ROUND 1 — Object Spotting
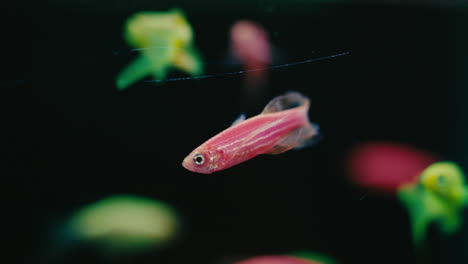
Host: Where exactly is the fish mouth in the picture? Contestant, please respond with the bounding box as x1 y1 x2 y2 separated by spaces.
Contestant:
182 156 194 172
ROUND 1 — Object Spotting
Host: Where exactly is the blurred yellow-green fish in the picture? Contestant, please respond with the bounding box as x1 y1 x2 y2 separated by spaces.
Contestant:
398 161 468 247
116 9 203 90
68 194 180 253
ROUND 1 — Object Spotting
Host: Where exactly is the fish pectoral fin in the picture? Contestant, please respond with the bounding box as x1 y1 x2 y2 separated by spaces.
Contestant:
231 113 246 126
261 91 308 114
116 55 153 90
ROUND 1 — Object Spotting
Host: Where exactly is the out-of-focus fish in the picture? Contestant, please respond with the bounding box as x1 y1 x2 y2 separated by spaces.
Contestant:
67 195 180 252
346 142 438 193
230 20 271 90
182 92 320 174
398 161 468 247
40 195 180 263
116 9 203 90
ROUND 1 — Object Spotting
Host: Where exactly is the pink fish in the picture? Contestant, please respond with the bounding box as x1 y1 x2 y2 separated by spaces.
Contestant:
230 20 271 99
346 142 438 193
182 92 319 174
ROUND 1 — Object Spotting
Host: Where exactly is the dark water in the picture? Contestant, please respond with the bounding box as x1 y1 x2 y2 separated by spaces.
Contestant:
4 1 468 264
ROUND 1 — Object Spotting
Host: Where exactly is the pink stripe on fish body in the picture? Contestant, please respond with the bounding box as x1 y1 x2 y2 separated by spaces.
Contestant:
182 92 317 174
211 109 306 161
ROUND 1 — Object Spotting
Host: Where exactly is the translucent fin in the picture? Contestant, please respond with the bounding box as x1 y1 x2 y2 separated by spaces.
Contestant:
261 91 309 114
231 113 246 126
266 122 320 155
266 128 302 155
297 122 321 149
173 47 204 76
116 55 153 90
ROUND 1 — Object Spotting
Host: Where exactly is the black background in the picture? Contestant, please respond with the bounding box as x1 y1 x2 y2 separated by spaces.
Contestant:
3 1 468 264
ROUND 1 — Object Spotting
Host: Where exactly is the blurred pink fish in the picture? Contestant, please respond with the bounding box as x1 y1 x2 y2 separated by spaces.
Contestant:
234 255 321 264
230 20 271 98
346 142 438 193
182 92 320 174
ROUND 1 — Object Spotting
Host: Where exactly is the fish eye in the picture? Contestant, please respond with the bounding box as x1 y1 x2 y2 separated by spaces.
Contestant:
193 153 205 165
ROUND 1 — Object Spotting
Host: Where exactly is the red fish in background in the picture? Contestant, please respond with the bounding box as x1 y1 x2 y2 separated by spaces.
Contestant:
230 20 271 101
346 142 468 248
234 255 322 264
346 142 438 193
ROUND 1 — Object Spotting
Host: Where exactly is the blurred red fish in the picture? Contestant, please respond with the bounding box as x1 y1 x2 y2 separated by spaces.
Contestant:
182 92 320 174
230 20 271 99
346 142 438 193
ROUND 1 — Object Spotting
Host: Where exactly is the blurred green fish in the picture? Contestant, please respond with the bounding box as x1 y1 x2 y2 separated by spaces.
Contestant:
289 251 337 264
68 194 180 253
116 9 203 90
398 161 468 247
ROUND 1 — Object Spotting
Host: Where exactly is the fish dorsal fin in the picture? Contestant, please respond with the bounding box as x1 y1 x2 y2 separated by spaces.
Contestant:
231 113 246 126
261 91 309 114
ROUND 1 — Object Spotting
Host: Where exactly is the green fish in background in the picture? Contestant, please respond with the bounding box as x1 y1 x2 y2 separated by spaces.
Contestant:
116 9 203 90
398 161 468 247
40 195 181 263
67 195 181 253
289 251 338 264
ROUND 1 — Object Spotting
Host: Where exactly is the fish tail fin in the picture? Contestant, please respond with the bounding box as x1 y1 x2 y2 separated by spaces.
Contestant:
296 121 321 149
292 91 321 149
